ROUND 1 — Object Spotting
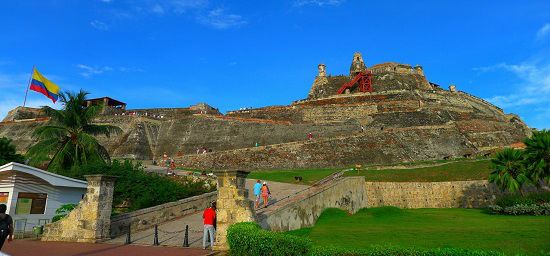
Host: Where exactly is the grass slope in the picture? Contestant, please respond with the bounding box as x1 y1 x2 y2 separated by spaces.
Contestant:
286 207 550 255
346 159 492 182
248 167 345 185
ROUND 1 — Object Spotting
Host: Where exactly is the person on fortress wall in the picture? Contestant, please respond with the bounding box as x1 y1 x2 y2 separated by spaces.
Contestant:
261 182 271 208
0 204 13 251
254 180 262 208
202 202 216 250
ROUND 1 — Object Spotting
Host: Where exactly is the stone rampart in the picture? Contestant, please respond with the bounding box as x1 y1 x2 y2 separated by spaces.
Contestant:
109 191 217 238
175 126 481 171
365 180 499 208
257 176 367 232
364 180 543 208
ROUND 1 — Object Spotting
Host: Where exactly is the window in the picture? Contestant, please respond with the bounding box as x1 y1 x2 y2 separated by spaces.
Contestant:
0 192 8 206
15 193 47 214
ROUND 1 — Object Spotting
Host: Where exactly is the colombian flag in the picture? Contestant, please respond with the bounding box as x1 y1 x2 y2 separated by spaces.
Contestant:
30 68 61 103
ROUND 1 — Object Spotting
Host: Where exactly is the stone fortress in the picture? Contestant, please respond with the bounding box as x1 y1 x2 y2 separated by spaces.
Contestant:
0 52 531 170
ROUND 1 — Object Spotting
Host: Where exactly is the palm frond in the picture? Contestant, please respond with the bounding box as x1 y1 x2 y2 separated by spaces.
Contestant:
32 125 68 140
83 124 122 137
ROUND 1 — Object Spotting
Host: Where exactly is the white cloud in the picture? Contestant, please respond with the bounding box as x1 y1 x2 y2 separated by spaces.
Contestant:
293 0 345 7
536 23 550 41
198 8 246 29
90 20 109 30
477 60 550 108
77 64 113 77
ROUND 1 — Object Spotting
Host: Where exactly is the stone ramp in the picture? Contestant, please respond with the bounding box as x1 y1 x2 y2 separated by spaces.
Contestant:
106 179 308 247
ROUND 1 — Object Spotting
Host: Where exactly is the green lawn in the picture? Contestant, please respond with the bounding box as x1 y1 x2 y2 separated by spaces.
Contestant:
286 207 550 256
247 167 345 185
346 159 492 182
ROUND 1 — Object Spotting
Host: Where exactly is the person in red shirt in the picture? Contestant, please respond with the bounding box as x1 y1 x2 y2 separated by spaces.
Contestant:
202 202 216 249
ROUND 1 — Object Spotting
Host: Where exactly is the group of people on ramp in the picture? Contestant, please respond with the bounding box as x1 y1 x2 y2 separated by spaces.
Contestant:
253 180 271 209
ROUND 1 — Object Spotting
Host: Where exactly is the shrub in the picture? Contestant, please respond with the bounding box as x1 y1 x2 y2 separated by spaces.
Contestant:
227 222 505 256
489 203 550 216
0 137 25 166
65 159 215 213
494 192 550 207
51 204 77 222
227 222 311 256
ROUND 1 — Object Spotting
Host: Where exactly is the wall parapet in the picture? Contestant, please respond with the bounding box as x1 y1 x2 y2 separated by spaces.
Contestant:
109 191 217 238
258 176 367 232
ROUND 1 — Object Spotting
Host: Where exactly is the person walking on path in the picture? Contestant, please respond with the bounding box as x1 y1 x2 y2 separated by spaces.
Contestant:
202 202 216 250
253 180 262 208
260 182 270 208
0 204 13 251
308 132 313 140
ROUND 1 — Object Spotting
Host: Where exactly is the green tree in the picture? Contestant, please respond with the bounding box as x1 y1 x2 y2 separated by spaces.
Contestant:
26 90 122 173
0 137 25 165
524 129 550 185
489 148 531 194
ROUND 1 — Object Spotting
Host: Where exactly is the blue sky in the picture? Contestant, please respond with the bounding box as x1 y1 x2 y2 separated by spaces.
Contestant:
1 0 549 129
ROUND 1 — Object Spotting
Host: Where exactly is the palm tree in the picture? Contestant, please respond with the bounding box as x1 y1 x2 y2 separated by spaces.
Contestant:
27 90 122 173
524 130 550 186
488 148 531 194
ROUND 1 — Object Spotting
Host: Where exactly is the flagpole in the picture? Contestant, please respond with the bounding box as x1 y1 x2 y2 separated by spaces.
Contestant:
23 65 34 107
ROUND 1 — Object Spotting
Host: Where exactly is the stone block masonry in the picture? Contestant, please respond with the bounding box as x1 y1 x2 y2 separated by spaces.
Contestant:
109 191 218 238
42 175 117 243
213 170 255 251
364 180 542 208
258 177 368 232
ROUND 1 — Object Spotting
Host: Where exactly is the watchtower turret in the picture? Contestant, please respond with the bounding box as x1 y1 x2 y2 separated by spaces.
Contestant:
349 52 367 76
318 63 326 77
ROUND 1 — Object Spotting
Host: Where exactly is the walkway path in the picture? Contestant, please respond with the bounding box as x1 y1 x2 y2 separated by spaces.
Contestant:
2 239 213 256
106 179 308 248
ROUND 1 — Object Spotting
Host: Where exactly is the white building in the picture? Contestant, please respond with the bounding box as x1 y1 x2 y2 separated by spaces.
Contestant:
0 162 87 232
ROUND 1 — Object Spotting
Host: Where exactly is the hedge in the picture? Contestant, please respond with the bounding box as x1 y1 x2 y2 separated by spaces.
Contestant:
488 203 550 216
494 192 550 207
226 222 505 256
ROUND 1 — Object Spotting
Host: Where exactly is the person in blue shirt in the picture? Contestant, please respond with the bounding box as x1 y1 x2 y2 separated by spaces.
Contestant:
253 180 263 208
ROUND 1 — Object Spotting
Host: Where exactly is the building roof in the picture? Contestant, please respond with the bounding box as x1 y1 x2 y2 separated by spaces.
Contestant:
0 162 88 188
85 97 126 106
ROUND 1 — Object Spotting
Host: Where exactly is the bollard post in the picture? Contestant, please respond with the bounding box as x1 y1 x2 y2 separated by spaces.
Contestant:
125 223 132 244
183 224 189 247
153 224 159 246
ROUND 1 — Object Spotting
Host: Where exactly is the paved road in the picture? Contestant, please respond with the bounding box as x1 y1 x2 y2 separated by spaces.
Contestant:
2 239 213 256
107 179 309 248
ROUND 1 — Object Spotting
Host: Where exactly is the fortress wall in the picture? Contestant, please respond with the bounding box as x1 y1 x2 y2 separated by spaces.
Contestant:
258 177 367 232
110 191 217 238
176 126 478 171
120 108 195 118
256 178 542 232
0 121 45 154
364 180 542 208
365 180 501 208
95 116 361 160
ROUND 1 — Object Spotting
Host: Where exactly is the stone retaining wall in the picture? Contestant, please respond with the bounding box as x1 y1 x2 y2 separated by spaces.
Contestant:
109 191 217 238
364 180 540 208
257 177 367 232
